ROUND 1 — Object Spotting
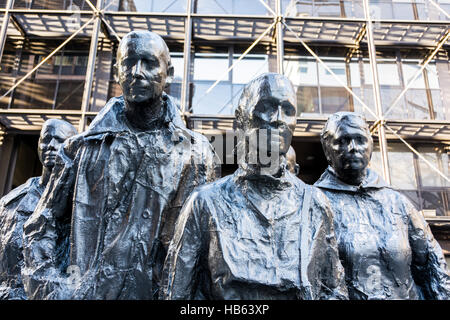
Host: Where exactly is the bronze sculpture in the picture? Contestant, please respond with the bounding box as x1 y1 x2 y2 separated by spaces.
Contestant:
315 112 450 299
286 146 299 176
162 73 348 300
0 119 77 300
21 31 220 300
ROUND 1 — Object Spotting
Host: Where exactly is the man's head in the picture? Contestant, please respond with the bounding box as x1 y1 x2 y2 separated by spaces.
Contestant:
321 112 373 184
235 73 297 162
116 31 174 105
286 146 300 176
38 119 77 169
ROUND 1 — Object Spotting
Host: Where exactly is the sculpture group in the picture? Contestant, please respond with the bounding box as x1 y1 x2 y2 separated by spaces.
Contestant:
0 31 449 300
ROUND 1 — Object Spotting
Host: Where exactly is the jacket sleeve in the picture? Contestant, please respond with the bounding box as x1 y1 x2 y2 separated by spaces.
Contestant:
305 187 349 300
161 191 206 300
21 135 81 299
404 195 450 299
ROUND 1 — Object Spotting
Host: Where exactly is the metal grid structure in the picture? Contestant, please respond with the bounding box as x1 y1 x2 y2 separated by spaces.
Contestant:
0 0 449 219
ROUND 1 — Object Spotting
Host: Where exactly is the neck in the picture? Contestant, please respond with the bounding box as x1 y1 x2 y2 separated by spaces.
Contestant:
335 167 368 186
124 96 165 131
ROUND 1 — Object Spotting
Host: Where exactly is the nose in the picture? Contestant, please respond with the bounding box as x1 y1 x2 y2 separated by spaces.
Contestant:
47 138 58 150
348 139 357 152
131 60 144 78
270 105 283 123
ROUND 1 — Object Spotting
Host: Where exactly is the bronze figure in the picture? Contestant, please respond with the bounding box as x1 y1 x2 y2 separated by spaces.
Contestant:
22 31 220 300
315 112 450 299
0 119 77 300
162 73 348 300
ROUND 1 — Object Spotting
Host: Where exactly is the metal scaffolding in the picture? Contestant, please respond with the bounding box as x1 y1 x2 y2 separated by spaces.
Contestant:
0 0 448 185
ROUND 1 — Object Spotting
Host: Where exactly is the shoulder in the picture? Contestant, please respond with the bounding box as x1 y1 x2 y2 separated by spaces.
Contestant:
190 175 233 202
0 177 39 207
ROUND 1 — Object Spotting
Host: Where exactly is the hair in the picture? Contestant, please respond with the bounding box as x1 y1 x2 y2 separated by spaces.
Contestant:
320 112 371 161
234 72 295 131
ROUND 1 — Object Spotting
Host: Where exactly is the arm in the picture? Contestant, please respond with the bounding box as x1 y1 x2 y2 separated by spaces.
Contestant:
405 195 450 300
161 191 207 300
306 187 348 300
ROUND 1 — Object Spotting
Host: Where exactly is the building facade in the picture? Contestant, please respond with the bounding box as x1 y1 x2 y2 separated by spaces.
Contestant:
0 0 449 262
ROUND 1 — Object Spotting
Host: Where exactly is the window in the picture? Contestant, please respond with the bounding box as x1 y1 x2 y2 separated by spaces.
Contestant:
373 143 450 217
190 48 269 115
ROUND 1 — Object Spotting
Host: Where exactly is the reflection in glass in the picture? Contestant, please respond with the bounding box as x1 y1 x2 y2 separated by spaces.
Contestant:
14 0 91 10
195 0 270 15
104 0 187 12
283 0 345 18
417 146 449 188
387 145 418 190
191 52 268 115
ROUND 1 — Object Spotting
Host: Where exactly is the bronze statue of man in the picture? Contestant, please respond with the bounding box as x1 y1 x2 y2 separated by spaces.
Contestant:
162 73 348 300
0 119 77 300
22 31 219 300
315 112 450 299
286 145 299 176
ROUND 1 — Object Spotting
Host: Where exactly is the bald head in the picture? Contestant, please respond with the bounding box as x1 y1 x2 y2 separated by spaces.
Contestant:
117 31 171 66
116 30 174 105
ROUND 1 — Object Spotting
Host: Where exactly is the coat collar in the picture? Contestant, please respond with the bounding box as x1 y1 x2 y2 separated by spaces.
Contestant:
85 93 185 136
314 166 390 192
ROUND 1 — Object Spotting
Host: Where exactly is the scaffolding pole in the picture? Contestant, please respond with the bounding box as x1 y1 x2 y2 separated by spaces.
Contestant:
275 0 284 74
0 0 14 66
79 0 103 133
181 0 193 114
363 0 391 184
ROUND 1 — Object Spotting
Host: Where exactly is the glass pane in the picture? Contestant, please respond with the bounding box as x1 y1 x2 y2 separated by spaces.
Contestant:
420 190 447 216
318 61 346 86
192 82 232 114
195 0 271 15
387 144 418 190
320 87 351 114
105 0 187 13
283 0 343 17
14 0 91 10
284 58 318 86
431 89 447 120
191 51 269 115
193 53 229 81
54 81 84 110
369 145 384 177
369 0 394 19
342 0 365 18
404 89 430 119
417 146 449 187
295 86 320 114
399 190 422 212
402 62 426 89
392 1 415 20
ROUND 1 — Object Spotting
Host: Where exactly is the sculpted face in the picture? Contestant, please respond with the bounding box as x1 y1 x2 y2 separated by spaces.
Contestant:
38 119 77 169
325 118 373 183
245 75 297 157
117 32 173 105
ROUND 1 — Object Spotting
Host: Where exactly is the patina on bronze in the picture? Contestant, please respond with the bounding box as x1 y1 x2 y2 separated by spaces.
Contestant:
286 146 299 176
0 119 77 300
315 112 450 300
162 73 348 300
22 31 220 300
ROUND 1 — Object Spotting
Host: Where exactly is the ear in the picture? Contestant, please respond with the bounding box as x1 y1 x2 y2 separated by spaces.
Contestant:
294 164 300 176
165 63 174 89
113 62 119 83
